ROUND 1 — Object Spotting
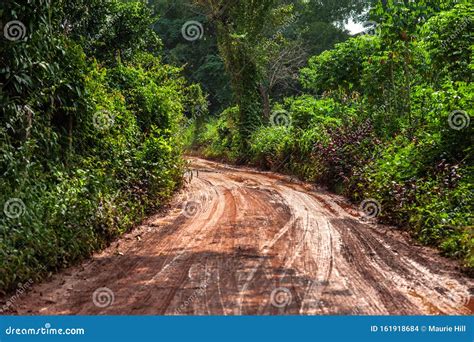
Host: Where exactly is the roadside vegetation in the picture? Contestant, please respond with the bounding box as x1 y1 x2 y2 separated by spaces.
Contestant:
189 1 473 267
0 0 207 293
1 0 472 295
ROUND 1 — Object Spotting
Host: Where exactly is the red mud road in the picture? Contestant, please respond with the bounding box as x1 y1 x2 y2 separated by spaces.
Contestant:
7 158 473 315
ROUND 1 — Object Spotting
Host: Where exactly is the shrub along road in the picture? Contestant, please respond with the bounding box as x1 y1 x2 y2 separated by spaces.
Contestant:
7 158 473 315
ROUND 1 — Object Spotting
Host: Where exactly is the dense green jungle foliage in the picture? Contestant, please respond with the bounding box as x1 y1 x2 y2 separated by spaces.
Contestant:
190 0 473 267
0 0 207 293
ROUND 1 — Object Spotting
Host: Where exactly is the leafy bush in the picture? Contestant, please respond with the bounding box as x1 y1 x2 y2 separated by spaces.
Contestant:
0 0 194 293
285 96 344 130
190 2 474 267
300 36 378 96
195 106 242 162
249 126 292 169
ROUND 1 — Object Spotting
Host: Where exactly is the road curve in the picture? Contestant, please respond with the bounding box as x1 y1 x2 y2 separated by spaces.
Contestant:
5 157 473 315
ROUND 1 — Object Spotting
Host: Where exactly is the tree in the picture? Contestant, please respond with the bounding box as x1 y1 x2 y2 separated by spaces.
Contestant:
194 0 277 153
150 0 232 114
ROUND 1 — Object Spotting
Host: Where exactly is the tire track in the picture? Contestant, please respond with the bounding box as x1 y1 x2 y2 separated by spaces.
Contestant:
6 157 473 315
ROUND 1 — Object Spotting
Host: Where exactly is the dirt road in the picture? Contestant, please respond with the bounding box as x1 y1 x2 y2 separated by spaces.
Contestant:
7 158 473 315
